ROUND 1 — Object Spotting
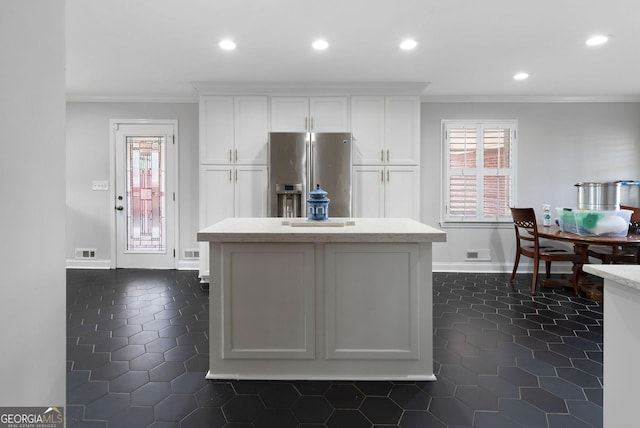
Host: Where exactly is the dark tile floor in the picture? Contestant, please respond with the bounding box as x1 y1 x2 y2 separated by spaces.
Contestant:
67 269 603 428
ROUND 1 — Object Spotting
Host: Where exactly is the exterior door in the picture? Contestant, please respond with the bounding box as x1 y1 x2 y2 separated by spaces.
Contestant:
114 122 176 268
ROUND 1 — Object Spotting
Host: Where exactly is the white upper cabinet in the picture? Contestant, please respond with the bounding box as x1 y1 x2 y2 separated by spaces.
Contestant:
351 95 420 165
384 96 420 165
271 96 349 132
234 96 269 164
200 95 268 165
200 96 234 164
351 96 385 165
309 97 350 131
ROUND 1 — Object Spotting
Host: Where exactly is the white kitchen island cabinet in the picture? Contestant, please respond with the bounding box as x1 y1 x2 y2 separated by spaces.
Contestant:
582 265 640 428
197 217 446 380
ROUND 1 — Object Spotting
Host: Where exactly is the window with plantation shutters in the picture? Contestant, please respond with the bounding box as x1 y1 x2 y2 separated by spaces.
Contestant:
443 120 517 223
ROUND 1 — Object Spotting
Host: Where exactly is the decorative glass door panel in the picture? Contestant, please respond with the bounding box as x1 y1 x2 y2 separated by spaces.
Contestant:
114 121 176 269
125 136 166 253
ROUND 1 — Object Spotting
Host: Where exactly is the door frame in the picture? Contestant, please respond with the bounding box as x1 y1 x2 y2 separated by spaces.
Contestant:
109 119 180 269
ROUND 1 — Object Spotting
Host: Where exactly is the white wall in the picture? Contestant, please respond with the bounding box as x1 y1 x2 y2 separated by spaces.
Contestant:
0 0 66 407
66 102 199 268
421 102 640 271
66 101 640 273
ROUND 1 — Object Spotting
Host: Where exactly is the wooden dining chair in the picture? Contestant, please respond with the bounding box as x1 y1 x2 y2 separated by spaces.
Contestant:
510 207 587 295
587 205 640 264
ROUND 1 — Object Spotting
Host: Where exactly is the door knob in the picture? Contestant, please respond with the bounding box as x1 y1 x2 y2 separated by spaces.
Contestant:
115 205 124 211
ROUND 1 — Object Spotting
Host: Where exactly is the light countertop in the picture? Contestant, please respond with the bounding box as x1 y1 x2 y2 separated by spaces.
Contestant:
583 264 640 292
197 217 447 243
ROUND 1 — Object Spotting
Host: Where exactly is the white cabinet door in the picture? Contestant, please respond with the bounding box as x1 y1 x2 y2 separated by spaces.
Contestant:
384 96 420 165
200 96 234 164
385 166 420 220
235 166 268 218
352 166 385 218
200 166 235 227
221 243 315 359
234 96 269 165
271 96 349 132
270 97 309 132
199 166 266 278
309 97 349 131
325 243 419 359
351 96 385 165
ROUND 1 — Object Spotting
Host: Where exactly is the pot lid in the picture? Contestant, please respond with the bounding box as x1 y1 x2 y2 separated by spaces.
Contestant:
574 181 621 187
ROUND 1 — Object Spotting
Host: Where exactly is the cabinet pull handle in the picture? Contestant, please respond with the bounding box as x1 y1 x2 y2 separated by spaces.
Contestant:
387 149 390 162
381 149 384 162
381 170 384 182
305 117 308 130
229 169 232 182
235 169 238 182
310 117 314 130
229 149 232 162
235 149 238 162
387 170 390 182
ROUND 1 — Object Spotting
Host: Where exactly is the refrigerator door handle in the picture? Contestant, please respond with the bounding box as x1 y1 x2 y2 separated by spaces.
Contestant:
306 140 311 193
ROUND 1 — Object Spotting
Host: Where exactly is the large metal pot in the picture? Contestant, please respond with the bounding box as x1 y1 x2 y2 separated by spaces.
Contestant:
575 181 621 210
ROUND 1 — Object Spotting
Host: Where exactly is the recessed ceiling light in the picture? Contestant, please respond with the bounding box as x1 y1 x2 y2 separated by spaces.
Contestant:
400 39 417 50
312 39 329 50
513 72 529 81
586 35 609 46
219 39 236 51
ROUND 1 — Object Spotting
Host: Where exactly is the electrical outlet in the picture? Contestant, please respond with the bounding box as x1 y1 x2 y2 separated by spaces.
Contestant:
92 180 109 191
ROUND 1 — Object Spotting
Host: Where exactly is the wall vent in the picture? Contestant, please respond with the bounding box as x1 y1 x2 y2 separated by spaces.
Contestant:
75 248 97 259
183 249 200 259
465 249 491 262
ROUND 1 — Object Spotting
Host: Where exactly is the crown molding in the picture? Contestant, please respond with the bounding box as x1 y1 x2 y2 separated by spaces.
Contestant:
421 94 640 103
192 81 429 96
66 95 198 103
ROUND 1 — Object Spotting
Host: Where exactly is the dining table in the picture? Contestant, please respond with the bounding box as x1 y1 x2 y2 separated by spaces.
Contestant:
536 225 640 300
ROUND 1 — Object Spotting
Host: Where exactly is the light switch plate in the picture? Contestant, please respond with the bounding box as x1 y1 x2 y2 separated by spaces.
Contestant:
92 180 109 191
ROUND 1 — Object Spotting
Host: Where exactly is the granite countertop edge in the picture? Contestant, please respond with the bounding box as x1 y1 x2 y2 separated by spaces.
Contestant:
584 264 640 292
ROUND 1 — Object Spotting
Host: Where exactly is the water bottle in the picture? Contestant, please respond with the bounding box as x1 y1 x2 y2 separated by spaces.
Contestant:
542 204 552 226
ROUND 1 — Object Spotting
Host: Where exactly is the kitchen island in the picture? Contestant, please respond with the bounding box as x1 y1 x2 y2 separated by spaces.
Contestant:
197 217 446 380
582 264 640 428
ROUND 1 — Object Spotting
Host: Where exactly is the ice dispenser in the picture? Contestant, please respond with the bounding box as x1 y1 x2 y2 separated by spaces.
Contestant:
275 184 302 218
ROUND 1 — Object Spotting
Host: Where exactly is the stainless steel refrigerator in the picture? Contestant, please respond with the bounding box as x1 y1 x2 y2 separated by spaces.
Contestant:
269 132 352 218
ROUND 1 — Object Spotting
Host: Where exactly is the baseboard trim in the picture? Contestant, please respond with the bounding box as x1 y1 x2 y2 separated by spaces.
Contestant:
66 259 199 270
66 259 112 269
433 261 574 274
177 260 199 270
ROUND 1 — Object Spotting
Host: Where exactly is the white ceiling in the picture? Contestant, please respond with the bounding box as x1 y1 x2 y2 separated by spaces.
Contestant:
66 0 640 101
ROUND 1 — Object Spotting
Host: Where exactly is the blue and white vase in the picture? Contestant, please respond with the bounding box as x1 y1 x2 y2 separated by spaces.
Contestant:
307 184 330 221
